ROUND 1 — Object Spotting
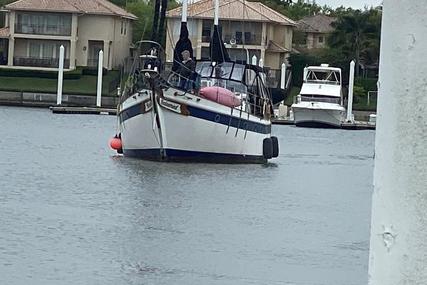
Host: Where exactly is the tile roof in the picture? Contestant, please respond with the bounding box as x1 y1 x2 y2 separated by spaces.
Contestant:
0 27 10 37
297 14 335 33
167 0 296 26
5 0 137 19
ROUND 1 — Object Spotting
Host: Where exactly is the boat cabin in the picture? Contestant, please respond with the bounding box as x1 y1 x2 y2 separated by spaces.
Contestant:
299 65 343 104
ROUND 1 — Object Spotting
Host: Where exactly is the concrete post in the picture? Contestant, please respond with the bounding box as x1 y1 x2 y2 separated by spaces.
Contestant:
56 45 65 105
103 40 110 70
346 60 355 122
280 62 286 89
96 50 103 107
69 40 76 70
368 1 427 284
7 37 14 66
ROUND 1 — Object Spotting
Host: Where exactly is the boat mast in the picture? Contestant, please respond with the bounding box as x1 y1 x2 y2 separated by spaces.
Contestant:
214 0 219 26
182 0 188 23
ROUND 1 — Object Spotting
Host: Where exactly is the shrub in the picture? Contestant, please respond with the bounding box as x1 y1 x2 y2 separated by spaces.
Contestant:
0 67 82 79
353 85 367 104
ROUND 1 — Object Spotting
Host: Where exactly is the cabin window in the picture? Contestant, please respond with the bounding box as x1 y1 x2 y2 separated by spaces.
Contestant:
214 62 233 79
231 64 245 81
318 36 324 43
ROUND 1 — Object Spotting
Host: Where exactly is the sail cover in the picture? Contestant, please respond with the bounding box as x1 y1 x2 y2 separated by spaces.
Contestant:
172 22 193 71
210 25 230 63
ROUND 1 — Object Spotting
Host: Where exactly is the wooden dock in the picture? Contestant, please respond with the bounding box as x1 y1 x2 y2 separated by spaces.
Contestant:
341 121 376 130
271 119 295 125
50 106 117 115
272 118 376 130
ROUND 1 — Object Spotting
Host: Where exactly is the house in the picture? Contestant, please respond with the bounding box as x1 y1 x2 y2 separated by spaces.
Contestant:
0 0 136 71
165 0 296 70
294 14 335 50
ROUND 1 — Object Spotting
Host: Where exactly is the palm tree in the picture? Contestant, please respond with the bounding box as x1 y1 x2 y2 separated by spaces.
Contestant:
328 10 381 77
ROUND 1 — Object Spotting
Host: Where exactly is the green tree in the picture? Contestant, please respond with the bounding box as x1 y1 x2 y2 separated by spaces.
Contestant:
328 9 381 76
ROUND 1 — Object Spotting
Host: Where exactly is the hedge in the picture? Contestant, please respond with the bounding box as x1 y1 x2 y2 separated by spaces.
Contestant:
0 67 82 79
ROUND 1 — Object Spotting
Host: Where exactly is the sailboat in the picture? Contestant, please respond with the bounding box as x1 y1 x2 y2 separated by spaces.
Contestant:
112 0 279 163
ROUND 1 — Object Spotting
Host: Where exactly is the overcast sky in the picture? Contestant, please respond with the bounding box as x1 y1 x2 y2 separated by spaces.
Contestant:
313 0 381 9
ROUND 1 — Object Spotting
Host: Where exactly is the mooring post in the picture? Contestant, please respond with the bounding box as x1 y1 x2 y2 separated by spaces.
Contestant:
346 60 355 122
280 62 286 90
368 1 427 284
251 55 257 66
96 50 103 107
56 45 65 105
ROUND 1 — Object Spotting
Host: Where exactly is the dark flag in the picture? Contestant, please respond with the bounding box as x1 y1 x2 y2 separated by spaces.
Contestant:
172 22 193 72
209 25 230 63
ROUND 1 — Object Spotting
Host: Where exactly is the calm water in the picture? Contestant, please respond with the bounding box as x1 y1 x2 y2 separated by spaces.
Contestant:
0 106 374 285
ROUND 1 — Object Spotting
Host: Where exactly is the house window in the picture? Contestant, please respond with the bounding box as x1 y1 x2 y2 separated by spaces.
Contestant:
244 32 252 44
16 13 71 35
202 20 212 42
28 41 64 59
121 20 124 34
201 47 210 60
235 31 242 44
319 36 324 43
29 42 41 58
124 20 127 35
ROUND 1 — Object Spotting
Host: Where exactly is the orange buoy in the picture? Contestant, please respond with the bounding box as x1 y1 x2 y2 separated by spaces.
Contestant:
109 135 122 151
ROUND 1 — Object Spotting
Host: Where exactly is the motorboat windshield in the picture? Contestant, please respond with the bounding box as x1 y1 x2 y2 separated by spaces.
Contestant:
304 68 341 86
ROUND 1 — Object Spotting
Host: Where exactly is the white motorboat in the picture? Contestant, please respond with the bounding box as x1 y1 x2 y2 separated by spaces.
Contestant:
291 64 346 128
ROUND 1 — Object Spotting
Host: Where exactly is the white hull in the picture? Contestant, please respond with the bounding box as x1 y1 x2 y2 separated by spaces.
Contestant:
118 88 273 163
292 102 346 128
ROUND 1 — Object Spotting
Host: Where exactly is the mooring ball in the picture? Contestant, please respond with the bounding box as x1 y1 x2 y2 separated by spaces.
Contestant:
109 137 122 151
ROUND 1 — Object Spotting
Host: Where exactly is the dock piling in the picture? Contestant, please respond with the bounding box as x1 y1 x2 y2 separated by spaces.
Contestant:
96 50 104 107
56 45 65 105
346 60 355 122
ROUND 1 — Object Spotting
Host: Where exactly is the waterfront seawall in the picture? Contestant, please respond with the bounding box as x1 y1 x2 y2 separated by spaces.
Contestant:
0 91 118 108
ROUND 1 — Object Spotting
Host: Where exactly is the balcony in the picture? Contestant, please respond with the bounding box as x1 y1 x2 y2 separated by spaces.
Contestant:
224 34 261 46
14 57 70 69
201 34 262 45
15 24 71 36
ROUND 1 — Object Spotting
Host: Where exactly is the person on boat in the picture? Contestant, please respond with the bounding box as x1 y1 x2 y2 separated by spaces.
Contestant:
177 50 195 90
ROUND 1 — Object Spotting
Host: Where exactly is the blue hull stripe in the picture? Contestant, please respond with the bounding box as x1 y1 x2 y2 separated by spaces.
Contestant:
124 148 266 163
119 103 142 124
119 101 271 134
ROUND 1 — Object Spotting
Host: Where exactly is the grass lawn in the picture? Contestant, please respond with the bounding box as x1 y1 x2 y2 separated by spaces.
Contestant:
0 71 120 96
